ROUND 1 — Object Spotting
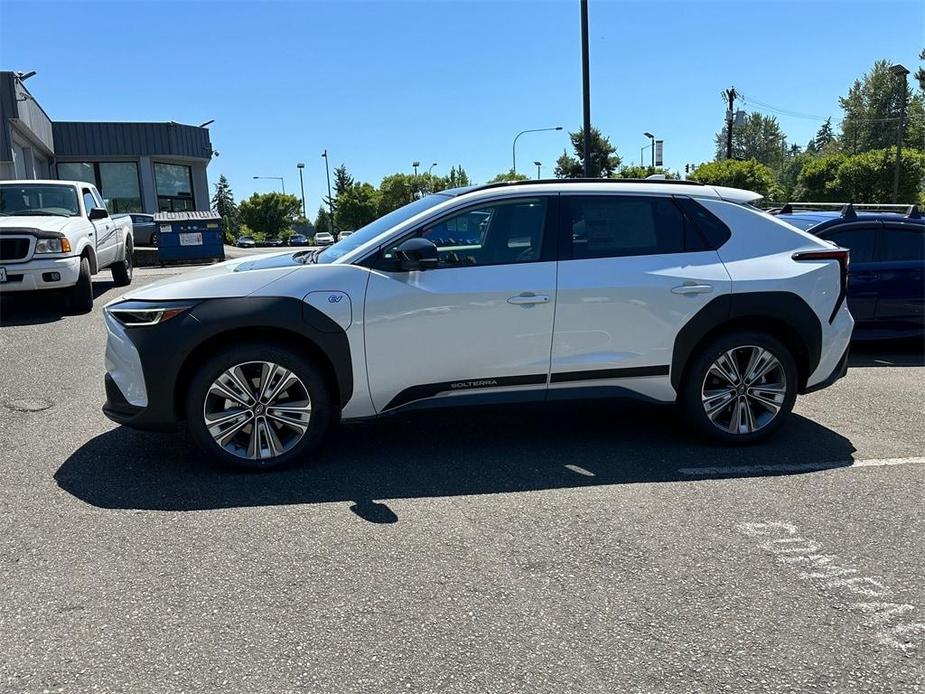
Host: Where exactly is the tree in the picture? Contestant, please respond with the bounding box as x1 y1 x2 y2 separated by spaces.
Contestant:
614 165 678 180
332 165 355 198
314 205 332 234
488 169 529 183
238 192 301 238
916 49 925 93
445 165 471 188
335 182 380 230
377 173 418 216
795 148 925 203
807 117 837 153
211 174 239 241
839 59 925 154
714 112 786 167
689 159 780 198
554 126 621 178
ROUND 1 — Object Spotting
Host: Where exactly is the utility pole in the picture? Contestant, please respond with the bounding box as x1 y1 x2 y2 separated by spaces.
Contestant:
296 163 306 219
580 0 592 177
321 150 334 230
723 87 737 160
890 64 910 203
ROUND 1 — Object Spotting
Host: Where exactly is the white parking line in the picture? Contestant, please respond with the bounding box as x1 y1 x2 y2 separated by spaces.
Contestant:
677 456 925 476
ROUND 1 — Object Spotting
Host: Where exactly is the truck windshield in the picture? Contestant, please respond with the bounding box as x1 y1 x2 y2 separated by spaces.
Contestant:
0 184 81 217
316 193 453 263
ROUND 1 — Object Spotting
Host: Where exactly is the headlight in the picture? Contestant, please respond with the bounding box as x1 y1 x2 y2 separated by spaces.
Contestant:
34 237 71 254
106 301 195 327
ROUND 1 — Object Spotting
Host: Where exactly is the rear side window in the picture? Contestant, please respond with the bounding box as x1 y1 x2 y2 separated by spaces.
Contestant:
563 195 688 259
825 228 876 263
880 227 924 261
673 196 732 249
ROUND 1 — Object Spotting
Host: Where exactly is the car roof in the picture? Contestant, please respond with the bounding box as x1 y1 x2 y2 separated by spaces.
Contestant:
778 210 925 231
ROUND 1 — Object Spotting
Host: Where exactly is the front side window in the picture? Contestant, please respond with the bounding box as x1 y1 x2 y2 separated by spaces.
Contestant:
880 227 924 262
82 190 97 213
0 184 80 217
564 195 687 259
825 228 876 263
383 197 549 268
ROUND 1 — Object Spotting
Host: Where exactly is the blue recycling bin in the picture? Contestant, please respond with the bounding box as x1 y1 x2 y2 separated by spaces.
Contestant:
154 211 225 264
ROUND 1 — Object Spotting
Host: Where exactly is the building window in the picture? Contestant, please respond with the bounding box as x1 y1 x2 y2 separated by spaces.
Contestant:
154 162 194 212
57 161 143 213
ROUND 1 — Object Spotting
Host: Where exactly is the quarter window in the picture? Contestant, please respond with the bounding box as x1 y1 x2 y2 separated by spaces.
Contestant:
565 195 688 259
825 228 876 263
880 228 924 261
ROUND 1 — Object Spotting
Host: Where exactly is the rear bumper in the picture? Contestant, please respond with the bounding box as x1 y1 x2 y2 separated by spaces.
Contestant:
801 343 849 394
0 256 81 292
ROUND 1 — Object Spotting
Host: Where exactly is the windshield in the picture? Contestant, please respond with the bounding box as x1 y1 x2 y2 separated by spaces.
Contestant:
317 193 453 263
0 184 80 217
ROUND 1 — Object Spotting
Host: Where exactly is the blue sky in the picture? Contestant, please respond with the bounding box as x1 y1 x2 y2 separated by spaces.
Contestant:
1 0 922 216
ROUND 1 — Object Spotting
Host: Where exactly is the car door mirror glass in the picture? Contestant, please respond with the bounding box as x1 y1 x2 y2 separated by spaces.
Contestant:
88 207 109 221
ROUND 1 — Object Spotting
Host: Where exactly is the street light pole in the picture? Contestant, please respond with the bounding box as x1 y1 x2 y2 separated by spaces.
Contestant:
890 64 910 203
534 161 542 179
321 149 334 228
252 176 285 194
512 126 563 174
644 132 655 169
579 0 591 177
412 161 420 177
428 162 438 175
296 163 306 219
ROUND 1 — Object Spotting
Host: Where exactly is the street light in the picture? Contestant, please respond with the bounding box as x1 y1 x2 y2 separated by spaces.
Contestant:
296 163 306 219
428 162 438 175
512 126 563 174
643 132 655 168
889 63 910 203
321 150 334 229
534 161 542 179
412 161 421 177
252 175 285 194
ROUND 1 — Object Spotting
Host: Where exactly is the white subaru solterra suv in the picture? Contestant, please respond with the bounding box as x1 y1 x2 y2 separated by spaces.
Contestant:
102 180 853 470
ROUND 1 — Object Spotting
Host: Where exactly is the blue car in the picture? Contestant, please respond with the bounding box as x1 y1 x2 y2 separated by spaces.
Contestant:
776 205 924 340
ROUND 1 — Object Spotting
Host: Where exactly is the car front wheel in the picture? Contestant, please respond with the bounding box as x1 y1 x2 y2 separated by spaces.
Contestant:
185 344 336 470
681 331 798 444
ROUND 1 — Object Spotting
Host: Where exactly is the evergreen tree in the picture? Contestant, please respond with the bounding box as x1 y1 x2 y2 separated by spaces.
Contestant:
812 118 837 152
714 113 786 167
554 126 621 178
314 205 332 234
211 174 239 239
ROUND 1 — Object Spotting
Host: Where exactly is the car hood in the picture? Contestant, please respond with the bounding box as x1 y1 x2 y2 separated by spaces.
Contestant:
0 216 82 234
114 251 312 302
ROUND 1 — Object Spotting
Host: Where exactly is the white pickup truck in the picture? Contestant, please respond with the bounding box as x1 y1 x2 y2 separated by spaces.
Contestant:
0 179 134 311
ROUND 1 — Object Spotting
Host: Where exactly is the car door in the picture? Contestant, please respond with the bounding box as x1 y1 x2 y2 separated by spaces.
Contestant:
82 186 117 267
820 224 879 324
550 194 732 401
363 195 558 413
873 222 925 331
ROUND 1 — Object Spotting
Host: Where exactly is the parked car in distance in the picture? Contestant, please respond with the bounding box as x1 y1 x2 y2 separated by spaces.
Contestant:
130 213 158 246
103 179 853 471
776 204 924 340
314 231 334 246
0 179 134 311
337 230 353 241
264 237 283 247
236 235 256 248
288 234 310 247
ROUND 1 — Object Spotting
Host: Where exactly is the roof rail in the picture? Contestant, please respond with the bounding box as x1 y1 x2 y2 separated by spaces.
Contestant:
840 203 857 220
468 178 705 194
906 204 921 219
773 201 917 213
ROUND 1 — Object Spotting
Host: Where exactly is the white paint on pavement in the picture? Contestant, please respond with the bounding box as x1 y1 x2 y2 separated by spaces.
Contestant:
678 456 925 477
737 521 924 651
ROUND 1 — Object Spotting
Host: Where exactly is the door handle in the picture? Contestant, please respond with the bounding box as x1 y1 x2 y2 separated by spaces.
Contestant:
671 283 713 295
507 293 550 305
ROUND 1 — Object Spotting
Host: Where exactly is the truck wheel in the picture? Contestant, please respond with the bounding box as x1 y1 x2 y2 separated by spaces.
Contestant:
70 257 94 313
111 245 133 286
185 344 336 471
680 331 797 445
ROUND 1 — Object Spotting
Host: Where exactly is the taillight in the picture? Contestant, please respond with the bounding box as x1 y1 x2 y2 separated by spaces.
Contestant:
793 248 850 323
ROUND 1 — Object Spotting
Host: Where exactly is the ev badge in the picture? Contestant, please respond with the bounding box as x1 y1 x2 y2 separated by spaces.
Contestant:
328 294 343 303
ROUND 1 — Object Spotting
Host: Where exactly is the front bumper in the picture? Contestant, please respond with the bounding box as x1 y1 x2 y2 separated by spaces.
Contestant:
103 373 177 431
0 256 81 292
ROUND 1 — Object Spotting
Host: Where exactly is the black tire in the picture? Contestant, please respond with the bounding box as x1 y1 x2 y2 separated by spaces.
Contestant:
111 244 133 286
70 256 94 313
680 330 798 445
185 343 336 471
151 232 159 247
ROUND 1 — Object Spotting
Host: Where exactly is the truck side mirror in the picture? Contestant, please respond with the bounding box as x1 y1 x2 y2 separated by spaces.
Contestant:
395 237 440 271
88 207 109 221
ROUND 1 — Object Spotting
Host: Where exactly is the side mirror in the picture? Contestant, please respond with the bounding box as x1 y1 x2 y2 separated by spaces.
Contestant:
88 207 109 221
395 237 439 271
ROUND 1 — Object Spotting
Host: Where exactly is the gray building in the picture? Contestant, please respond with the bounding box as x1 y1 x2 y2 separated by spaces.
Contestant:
0 71 213 213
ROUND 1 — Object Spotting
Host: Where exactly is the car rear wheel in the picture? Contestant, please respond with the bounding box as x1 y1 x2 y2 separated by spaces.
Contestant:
681 331 797 444
185 344 336 471
111 244 133 286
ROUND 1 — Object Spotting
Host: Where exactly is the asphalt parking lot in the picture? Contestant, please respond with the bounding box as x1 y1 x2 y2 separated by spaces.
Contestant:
1 268 923 693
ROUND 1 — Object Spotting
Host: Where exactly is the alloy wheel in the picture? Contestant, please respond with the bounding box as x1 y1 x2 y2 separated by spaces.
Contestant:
203 361 312 461
701 345 787 435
